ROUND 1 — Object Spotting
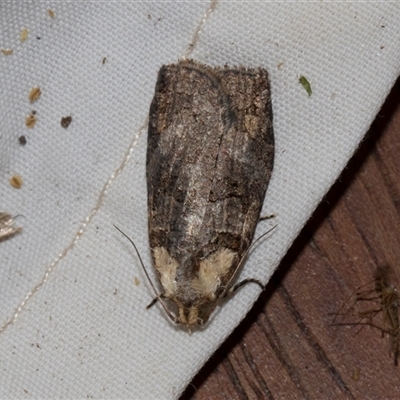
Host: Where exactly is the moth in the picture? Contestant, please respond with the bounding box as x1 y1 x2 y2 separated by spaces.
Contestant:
119 59 274 328
0 212 22 241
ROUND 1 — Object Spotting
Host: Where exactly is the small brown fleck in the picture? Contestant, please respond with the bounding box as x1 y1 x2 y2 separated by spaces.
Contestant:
10 175 23 189
351 368 360 381
61 116 72 128
1 49 13 56
102 57 107 65
25 113 37 128
29 87 41 103
134 277 140 286
47 9 55 19
20 28 29 42
19 135 27 145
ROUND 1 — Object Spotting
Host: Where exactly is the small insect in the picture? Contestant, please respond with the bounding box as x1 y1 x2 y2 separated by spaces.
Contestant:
0 213 22 241
332 266 399 365
117 59 274 330
299 75 312 96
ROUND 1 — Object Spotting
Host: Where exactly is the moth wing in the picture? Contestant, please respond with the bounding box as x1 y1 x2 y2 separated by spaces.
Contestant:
147 60 274 288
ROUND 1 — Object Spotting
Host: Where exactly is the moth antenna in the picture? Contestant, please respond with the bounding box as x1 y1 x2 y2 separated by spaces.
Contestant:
209 224 278 317
113 224 179 324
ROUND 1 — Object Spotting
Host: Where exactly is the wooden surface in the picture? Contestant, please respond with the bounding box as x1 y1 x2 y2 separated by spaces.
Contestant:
182 78 400 400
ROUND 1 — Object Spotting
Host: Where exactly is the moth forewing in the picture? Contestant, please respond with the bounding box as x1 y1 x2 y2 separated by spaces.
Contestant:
210 226 276 300
146 59 274 327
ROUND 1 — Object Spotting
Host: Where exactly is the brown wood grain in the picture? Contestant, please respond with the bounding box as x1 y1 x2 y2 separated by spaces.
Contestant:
181 77 400 399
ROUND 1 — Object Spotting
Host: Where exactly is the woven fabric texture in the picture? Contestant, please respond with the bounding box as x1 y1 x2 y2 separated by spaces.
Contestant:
1 2 400 398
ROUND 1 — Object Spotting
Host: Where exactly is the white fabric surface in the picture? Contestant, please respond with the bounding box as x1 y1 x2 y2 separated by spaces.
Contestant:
1 2 399 398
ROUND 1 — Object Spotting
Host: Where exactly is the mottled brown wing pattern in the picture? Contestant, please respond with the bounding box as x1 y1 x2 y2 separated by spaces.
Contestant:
146 59 274 326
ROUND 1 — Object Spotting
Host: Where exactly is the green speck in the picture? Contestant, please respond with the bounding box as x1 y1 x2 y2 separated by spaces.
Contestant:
299 75 312 96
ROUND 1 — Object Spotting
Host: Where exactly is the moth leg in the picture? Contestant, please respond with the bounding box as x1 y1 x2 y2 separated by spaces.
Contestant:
146 293 167 309
259 213 275 221
227 278 264 298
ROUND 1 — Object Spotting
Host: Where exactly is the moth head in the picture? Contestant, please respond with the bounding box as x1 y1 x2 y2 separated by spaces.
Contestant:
145 293 216 333
177 305 202 326
175 299 219 327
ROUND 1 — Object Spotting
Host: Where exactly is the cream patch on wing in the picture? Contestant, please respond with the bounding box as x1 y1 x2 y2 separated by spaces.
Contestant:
153 246 178 296
191 248 237 299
